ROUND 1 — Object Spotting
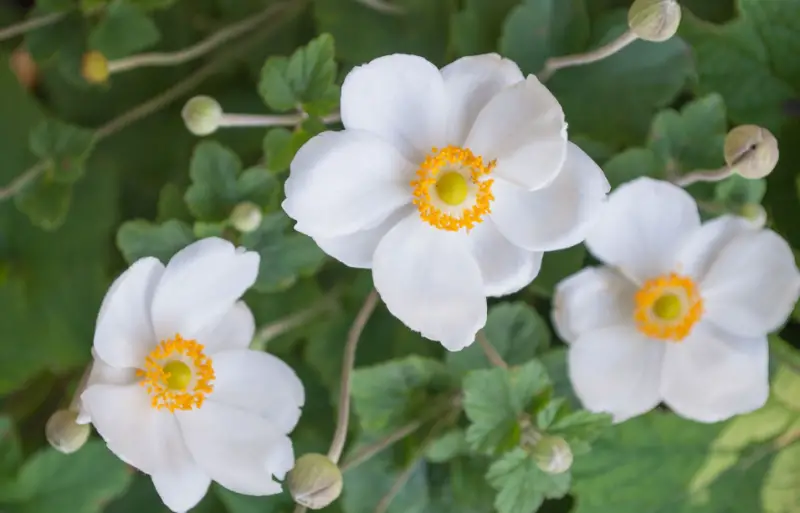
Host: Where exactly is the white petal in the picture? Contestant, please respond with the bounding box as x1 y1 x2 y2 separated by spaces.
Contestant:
466 220 543 297
701 229 800 337
441 53 523 145
177 402 292 495
661 321 768 423
312 207 412 269
151 443 211 513
372 214 487 351
209 349 304 433
585 177 701 283
283 130 414 238
569 326 664 423
94 257 164 368
76 354 137 424
552 267 637 344
197 301 255 354
675 215 754 281
490 143 610 252
464 75 566 191
150 238 259 342
81 383 183 475
340 54 447 162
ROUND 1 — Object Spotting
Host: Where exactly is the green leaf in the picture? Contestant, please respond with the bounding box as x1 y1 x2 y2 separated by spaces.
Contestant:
0 416 22 478
0 442 132 513
649 93 728 173
425 429 470 463
546 410 612 455
451 0 523 56
738 0 800 89
29 119 96 183
549 11 692 146
499 0 590 74
116 219 195 264
88 0 160 59
447 302 551 376
25 11 87 66
601 147 663 189
155 183 192 223
185 141 276 222
240 213 327 293
14 178 72 231
530 244 586 297
214 486 292 513
263 127 312 174
351 355 455 433
715 174 767 211
463 360 551 453
258 34 338 115
487 447 571 513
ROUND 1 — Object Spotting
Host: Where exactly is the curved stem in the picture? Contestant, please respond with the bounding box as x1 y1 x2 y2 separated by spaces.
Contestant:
328 289 380 463
340 419 424 472
538 30 638 81
673 166 734 187
477 330 508 369
251 292 339 349
219 111 341 129
353 0 404 15
0 11 64 42
67 363 94 412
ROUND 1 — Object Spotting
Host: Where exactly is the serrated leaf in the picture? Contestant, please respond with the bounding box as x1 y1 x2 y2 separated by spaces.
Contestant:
547 410 612 454
0 416 22 478
116 219 195 264
351 355 455 433
602 147 663 189
29 119 95 183
463 360 551 453
499 0 589 74
88 0 160 59
487 447 571 513
0 442 132 513
263 127 312 174
258 34 338 114
530 244 586 297
447 302 551 376
425 429 470 463
715 174 767 211
14 177 72 231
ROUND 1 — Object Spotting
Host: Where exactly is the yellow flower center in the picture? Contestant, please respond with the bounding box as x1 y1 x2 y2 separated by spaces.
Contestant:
634 273 703 341
411 145 495 231
137 334 215 411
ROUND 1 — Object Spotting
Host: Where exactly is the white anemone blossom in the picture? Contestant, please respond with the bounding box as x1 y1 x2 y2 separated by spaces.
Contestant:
554 178 800 423
283 53 610 350
78 238 305 512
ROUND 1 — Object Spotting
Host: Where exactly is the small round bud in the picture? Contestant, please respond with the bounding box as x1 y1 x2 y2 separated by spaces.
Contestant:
10 47 38 90
739 203 767 228
81 51 109 84
628 0 682 42
287 453 343 510
230 201 263 233
46 410 90 455
724 125 779 179
182 96 223 136
532 435 573 474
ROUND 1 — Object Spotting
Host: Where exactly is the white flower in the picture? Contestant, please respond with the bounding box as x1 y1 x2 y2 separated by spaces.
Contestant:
78 238 305 513
554 178 800 423
283 53 610 350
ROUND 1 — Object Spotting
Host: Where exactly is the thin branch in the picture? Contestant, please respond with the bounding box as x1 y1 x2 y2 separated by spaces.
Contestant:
673 166 734 187
538 30 638 82
353 0 405 15
106 2 286 74
218 111 341 129
328 289 380 463
0 11 64 42
477 330 508 369
0 160 48 200
251 292 339 349
67 362 94 412
340 419 424 472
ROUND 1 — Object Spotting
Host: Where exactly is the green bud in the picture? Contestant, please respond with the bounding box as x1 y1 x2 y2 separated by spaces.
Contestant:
287 453 343 510
81 51 109 84
46 410 90 455
628 0 682 42
230 201 263 233
724 125 779 179
181 96 223 136
532 435 573 474
739 203 766 228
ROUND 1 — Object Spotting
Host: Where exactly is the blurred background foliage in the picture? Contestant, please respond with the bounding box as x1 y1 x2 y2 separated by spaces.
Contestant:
0 0 799 512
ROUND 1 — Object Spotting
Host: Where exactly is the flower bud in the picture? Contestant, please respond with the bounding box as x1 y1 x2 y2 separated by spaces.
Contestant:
532 435 573 474
230 201 263 233
739 203 767 228
724 125 779 179
10 47 38 90
81 51 109 85
182 96 223 136
628 0 682 42
46 409 90 455
287 453 343 510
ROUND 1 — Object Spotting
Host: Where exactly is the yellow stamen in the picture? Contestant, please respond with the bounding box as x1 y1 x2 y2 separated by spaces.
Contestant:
634 273 703 341
411 145 495 231
137 334 214 411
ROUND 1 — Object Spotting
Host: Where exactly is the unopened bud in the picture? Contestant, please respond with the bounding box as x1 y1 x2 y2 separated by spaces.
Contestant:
81 51 109 84
287 453 343 510
739 203 767 228
46 409 90 454
230 201 262 233
628 0 682 42
10 47 38 90
532 435 573 474
724 125 779 179
182 96 223 136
